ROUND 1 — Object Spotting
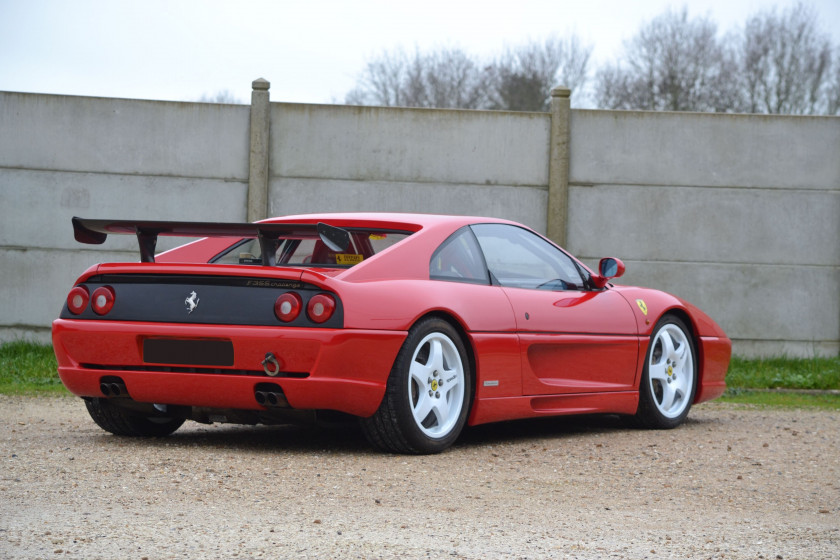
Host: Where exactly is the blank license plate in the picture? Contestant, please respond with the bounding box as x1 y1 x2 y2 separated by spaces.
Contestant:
143 338 234 366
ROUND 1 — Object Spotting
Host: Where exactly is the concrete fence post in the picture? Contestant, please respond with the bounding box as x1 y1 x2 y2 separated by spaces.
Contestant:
546 86 571 247
247 78 271 222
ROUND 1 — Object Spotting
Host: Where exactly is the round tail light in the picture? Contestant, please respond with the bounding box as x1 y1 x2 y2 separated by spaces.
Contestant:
67 286 90 315
274 292 302 322
91 286 116 315
307 293 336 324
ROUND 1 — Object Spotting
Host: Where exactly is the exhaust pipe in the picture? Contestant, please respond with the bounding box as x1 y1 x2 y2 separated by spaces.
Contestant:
267 391 289 407
110 382 127 397
100 381 129 398
254 384 289 408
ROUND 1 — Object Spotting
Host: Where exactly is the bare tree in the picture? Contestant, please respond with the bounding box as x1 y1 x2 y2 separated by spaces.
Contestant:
488 36 592 111
594 8 739 112
345 47 490 109
407 49 492 109
829 46 840 115
347 6 838 115
345 50 410 107
346 37 591 111
737 2 833 114
198 89 243 104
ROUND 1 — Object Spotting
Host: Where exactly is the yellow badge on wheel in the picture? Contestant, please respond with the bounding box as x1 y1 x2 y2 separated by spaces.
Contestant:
636 299 648 316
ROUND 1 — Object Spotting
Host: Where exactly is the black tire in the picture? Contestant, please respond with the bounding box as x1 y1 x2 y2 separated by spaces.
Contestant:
634 315 698 429
84 398 186 437
361 317 472 454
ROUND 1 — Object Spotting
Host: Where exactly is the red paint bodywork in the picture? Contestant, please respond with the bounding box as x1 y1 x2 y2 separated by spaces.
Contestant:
53 213 730 426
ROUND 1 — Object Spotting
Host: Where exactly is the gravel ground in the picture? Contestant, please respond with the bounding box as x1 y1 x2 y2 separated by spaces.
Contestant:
1 395 838 559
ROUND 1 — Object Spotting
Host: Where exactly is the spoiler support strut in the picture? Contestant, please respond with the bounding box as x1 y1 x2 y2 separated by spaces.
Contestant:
136 230 158 263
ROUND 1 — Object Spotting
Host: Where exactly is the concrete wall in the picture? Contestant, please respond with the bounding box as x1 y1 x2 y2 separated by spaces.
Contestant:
566 110 840 357
0 92 250 340
1 88 838 356
267 103 550 230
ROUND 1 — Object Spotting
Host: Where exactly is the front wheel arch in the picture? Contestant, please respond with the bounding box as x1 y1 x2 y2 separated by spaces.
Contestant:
634 314 698 429
654 308 704 404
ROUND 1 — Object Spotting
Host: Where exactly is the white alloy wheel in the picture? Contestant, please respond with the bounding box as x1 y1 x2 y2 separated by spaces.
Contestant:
408 332 466 438
360 317 472 454
647 321 695 419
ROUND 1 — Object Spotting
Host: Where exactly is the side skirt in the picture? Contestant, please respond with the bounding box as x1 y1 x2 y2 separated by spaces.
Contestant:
468 391 639 426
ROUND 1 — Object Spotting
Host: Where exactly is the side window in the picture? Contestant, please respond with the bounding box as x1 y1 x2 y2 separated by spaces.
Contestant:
470 223 585 290
430 227 490 284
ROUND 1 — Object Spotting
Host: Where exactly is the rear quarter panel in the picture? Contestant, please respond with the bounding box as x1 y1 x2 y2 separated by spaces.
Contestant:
320 277 524 399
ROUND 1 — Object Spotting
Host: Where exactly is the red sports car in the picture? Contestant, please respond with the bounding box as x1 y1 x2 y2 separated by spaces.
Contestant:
53 213 730 454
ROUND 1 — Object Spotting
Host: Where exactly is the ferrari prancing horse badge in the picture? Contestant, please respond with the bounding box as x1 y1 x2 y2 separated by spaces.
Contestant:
185 291 200 314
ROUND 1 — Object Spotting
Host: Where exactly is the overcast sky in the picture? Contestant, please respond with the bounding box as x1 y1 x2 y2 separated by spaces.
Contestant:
1 0 838 106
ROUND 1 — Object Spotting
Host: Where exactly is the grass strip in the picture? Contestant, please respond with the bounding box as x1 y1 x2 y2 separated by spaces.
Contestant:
718 388 840 410
726 355 840 391
0 341 66 395
2 342 839 409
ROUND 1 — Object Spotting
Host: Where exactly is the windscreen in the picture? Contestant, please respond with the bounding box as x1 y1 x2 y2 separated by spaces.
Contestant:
212 229 411 267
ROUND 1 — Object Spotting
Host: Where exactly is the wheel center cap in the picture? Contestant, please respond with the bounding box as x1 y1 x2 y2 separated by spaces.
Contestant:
667 365 674 377
431 379 439 391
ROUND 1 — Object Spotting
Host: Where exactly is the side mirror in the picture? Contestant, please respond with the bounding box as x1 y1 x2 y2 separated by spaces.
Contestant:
591 257 625 288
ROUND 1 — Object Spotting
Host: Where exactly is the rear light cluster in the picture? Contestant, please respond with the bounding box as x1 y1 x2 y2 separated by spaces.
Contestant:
307 294 336 324
274 292 302 322
274 292 336 324
66 285 116 315
66 286 89 314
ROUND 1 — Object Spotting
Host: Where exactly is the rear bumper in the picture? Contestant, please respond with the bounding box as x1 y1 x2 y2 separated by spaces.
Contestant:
695 336 731 403
52 319 406 417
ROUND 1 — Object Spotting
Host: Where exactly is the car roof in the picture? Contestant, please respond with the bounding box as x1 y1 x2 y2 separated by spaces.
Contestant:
258 213 531 283
258 212 520 231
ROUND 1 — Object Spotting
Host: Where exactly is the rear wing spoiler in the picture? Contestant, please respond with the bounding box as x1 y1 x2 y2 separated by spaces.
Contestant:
72 217 351 265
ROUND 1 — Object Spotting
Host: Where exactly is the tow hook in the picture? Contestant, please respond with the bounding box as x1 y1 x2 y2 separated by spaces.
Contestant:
261 352 280 376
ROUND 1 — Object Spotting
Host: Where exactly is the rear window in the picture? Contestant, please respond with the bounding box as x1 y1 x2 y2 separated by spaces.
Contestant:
212 229 411 267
